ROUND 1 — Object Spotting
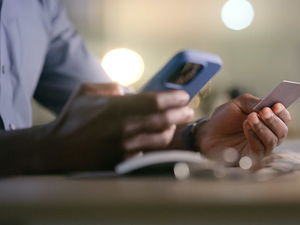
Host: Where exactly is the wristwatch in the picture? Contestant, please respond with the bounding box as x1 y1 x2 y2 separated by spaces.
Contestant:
181 118 209 151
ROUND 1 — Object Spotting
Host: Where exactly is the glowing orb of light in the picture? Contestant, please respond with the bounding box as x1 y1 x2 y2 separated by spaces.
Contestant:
239 156 253 170
221 0 255 31
102 48 145 86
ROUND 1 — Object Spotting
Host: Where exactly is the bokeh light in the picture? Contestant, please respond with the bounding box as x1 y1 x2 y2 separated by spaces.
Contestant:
174 163 190 180
102 48 145 86
221 0 255 31
223 148 239 164
239 156 253 170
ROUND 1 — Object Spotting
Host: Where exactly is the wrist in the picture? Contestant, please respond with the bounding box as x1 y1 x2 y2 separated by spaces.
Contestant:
181 118 209 152
193 118 210 154
0 124 54 176
19 123 58 174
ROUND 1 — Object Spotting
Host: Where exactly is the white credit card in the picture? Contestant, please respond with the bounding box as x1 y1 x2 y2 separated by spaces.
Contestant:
254 80 300 111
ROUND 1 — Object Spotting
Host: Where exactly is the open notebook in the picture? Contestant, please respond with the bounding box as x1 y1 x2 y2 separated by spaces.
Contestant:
70 150 212 178
70 149 300 179
115 150 208 175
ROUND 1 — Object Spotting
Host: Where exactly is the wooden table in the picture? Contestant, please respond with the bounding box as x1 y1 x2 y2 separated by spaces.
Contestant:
0 139 299 225
0 171 300 225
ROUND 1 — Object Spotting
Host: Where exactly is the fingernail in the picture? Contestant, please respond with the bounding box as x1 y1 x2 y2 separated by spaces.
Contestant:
251 113 260 125
262 107 272 119
175 91 190 104
274 103 284 113
253 117 259 124
185 108 194 119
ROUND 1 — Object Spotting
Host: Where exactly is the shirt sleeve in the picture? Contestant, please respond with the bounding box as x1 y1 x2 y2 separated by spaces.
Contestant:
34 0 111 114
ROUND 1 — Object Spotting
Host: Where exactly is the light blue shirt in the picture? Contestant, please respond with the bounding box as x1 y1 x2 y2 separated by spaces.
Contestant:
0 0 111 130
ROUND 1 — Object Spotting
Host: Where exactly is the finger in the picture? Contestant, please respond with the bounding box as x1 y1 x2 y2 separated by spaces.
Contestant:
243 121 265 169
247 112 279 153
272 103 292 124
243 120 265 155
123 125 176 152
233 94 262 114
80 83 125 96
124 106 194 135
259 107 288 145
124 151 143 160
113 90 190 115
140 91 190 111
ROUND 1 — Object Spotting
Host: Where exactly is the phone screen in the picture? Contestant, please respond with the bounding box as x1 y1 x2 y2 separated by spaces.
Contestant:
168 63 203 85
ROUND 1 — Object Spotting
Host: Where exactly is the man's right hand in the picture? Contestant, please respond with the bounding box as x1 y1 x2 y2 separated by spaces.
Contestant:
44 83 194 172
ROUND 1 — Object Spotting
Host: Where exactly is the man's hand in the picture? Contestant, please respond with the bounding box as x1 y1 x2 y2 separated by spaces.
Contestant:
45 83 194 172
0 82 194 176
195 94 291 167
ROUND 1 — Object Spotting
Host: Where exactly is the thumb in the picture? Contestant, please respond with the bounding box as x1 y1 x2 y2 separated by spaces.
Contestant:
79 83 125 96
233 94 262 114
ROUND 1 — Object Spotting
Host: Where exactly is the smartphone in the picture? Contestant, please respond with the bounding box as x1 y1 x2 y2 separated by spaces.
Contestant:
253 80 300 111
140 50 222 100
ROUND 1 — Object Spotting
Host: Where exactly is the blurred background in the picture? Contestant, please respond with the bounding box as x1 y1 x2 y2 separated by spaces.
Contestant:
33 0 300 138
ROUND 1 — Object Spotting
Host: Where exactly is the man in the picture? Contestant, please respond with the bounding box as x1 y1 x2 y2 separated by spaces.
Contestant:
0 0 291 175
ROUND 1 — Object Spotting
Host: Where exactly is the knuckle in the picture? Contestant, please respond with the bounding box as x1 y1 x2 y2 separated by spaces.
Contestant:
237 93 253 102
146 114 163 130
145 93 161 111
255 124 264 135
266 137 278 148
159 132 171 147
281 126 288 139
277 110 284 118
241 93 252 99
234 94 257 111
286 113 292 123
278 127 288 145
161 111 172 127
274 109 291 125
153 94 162 110
265 115 276 124
278 109 290 119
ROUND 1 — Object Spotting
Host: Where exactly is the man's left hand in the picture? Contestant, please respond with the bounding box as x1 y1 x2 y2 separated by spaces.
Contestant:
194 94 291 167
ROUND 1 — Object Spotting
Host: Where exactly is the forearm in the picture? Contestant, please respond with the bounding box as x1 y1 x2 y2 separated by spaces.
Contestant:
0 124 58 176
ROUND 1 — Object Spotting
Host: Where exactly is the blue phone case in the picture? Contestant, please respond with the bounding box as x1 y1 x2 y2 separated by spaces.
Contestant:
141 50 222 100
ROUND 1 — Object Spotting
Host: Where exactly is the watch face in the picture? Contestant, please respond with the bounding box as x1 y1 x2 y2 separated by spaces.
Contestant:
168 63 203 85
